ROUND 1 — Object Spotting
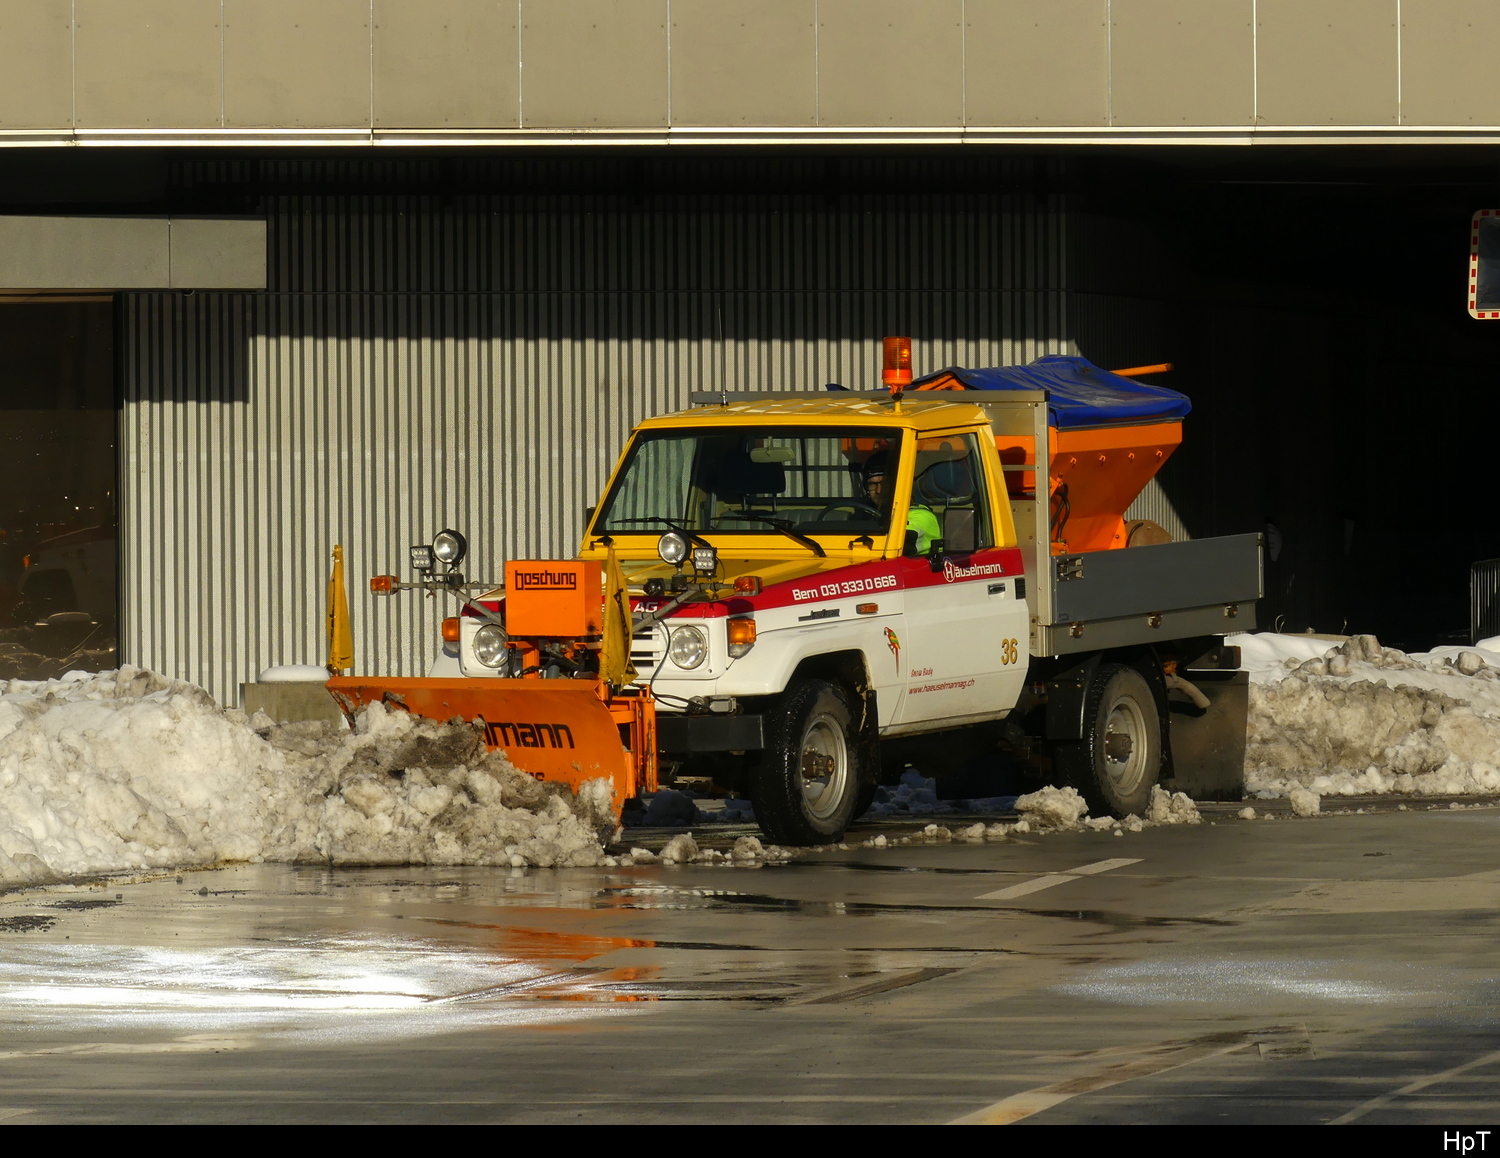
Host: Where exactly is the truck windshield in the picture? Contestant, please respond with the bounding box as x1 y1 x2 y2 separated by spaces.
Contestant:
594 426 903 538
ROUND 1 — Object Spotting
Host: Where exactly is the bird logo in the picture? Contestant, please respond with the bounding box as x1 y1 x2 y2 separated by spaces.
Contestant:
883 626 901 672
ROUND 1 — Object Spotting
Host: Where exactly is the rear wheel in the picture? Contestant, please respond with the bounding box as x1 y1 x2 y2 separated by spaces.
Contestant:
1056 664 1161 817
750 679 862 845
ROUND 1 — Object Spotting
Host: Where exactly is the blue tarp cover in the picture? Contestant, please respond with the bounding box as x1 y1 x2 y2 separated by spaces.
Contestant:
910 355 1191 429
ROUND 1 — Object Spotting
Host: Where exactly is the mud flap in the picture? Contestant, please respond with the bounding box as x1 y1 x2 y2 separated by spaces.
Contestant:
326 677 656 811
1162 668 1248 801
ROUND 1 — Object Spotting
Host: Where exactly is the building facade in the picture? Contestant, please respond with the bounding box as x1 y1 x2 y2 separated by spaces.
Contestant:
0 3 1497 700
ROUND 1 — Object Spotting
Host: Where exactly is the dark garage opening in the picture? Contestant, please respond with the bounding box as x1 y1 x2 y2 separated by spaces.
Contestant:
1062 150 1500 651
0 300 116 679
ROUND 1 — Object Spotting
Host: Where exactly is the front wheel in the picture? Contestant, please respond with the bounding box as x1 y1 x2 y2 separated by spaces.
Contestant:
749 679 863 845
1055 663 1162 817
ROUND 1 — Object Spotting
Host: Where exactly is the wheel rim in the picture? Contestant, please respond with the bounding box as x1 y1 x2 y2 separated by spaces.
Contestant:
798 709 849 822
1102 695 1149 795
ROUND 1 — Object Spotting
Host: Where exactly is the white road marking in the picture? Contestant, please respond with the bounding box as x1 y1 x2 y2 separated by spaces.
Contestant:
0 1036 251 1062
978 874 1079 900
976 858 1141 900
1066 857 1142 876
0 1108 33 1123
1328 1048 1500 1124
950 1032 1248 1125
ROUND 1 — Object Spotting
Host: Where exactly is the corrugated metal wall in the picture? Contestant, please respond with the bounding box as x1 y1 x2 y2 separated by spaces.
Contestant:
119 175 1088 705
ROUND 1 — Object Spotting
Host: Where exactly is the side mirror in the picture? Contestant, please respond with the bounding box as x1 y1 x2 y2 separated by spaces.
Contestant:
903 529 920 557
927 538 947 572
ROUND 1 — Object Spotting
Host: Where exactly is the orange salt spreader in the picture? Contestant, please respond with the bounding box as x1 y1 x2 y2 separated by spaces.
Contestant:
911 356 1186 555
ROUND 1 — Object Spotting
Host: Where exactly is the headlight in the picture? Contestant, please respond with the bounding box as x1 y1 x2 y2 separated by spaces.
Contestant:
668 625 707 669
658 532 688 566
473 624 508 668
432 529 467 566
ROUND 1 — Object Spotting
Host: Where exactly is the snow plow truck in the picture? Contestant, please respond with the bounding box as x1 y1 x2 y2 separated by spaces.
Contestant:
329 341 1260 845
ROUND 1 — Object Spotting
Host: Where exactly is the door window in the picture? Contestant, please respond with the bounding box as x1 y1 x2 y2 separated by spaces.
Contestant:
911 432 992 554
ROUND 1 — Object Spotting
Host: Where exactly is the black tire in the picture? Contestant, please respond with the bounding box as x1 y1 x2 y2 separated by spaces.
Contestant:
1055 663 1161 818
749 678 863 845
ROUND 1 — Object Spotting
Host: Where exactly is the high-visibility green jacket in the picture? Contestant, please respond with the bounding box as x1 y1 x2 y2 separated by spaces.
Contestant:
907 504 942 553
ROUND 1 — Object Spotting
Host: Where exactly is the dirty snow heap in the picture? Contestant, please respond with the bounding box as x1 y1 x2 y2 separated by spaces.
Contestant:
0 667 617 889
1235 632 1500 800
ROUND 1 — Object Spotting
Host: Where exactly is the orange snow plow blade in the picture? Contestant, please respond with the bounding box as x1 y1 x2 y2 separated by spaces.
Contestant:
325 676 657 810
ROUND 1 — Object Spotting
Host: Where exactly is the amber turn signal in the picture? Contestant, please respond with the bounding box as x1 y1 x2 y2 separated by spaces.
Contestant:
370 574 397 594
733 575 763 596
727 617 757 657
441 617 461 642
856 602 879 615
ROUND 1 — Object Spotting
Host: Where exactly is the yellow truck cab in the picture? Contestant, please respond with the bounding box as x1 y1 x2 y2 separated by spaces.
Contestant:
567 396 1032 842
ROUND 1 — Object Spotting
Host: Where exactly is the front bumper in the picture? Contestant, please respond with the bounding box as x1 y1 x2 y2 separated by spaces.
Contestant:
657 713 765 753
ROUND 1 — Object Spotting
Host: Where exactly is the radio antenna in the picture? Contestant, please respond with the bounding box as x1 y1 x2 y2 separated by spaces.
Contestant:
717 301 728 407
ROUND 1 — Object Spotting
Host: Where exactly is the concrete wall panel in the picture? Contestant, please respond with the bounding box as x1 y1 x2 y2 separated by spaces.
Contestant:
965 0 1108 126
816 0 962 127
669 0 815 127
1256 0 1397 126
374 0 517 129
170 219 268 289
0 217 168 288
0 216 265 289
0 0 73 129
1110 0 1252 127
224 0 371 128
1400 0 1500 126
522 0 667 128
75 0 222 129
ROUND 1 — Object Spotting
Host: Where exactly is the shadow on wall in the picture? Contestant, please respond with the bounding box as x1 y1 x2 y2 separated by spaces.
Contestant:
123 289 1079 418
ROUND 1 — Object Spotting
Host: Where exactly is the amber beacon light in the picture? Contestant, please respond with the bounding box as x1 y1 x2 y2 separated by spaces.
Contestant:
882 336 913 398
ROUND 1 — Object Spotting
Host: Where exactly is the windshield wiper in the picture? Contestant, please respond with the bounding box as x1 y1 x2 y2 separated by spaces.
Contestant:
606 516 714 549
714 513 826 558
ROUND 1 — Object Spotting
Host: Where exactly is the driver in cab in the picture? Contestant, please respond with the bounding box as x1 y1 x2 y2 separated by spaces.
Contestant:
861 451 941 554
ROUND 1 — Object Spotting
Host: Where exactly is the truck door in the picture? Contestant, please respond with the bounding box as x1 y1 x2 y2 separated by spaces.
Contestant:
894 429 1029 727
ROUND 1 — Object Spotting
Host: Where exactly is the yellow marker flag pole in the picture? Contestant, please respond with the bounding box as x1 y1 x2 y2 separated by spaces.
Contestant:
600 545 637 690
326 544 354 675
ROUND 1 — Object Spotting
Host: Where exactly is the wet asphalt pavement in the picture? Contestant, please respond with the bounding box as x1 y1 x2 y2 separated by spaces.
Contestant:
1 805 1499 1125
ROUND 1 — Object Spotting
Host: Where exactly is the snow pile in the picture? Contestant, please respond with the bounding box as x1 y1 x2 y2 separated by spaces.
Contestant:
312 705 615 870
1147 785 1202 825
656 832 798 864
0 667 617 888
1014 785 1089 829
257 664 330 683
1235 633 1500 799
883 783 1198 840
658 833 698 863
861 768 1017 819
866 769 944 816
1008 784 1197 832
1289 787 1321 817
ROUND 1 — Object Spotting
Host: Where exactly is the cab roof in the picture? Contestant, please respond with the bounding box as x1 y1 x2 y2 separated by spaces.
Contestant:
638 395 994 433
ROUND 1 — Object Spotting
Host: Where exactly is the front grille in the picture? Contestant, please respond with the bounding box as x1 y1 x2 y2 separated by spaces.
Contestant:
630 626 664 681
